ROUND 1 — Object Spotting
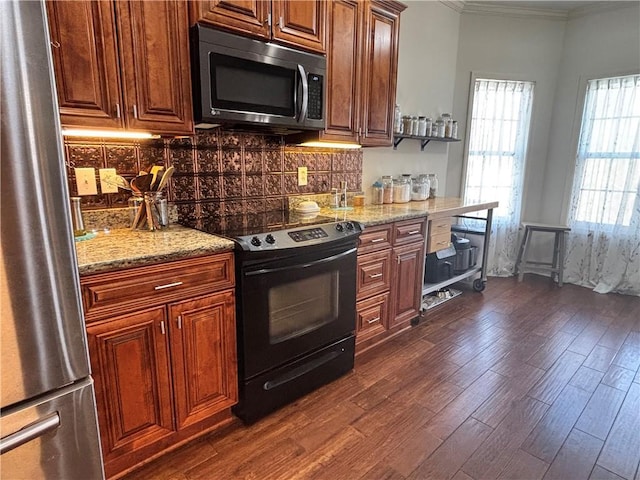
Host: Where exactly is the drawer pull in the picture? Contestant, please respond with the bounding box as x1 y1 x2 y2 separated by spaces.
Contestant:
177 315 182 330
367 317 381 324
369 273 383 279
370 238 385 243
408 230 421 235
160 320 166 335
154 281 183 291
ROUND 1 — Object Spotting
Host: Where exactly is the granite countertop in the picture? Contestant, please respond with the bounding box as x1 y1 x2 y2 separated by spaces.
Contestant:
75 225 234 276
319 197 499 226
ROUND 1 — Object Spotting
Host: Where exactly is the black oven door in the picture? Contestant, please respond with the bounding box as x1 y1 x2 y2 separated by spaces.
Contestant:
238 241 357 380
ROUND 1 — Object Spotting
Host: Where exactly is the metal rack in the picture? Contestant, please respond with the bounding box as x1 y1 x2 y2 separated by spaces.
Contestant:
421 209 494 307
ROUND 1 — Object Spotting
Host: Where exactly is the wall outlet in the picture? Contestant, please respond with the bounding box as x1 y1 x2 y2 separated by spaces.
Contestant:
297 166 308 186
75 167 98 195
99 168 118 193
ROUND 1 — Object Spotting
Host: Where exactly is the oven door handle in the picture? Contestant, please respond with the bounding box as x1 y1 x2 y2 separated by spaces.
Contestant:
245 247 356 276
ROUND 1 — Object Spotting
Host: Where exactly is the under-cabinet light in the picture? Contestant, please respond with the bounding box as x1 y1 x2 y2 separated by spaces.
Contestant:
298 141 362 149
62 129 160 139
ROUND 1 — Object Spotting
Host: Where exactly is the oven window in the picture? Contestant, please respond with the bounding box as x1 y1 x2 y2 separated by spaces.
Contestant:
268 272 339 344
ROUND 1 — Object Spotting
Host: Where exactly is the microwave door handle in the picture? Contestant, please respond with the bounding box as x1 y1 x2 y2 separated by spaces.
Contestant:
297 64 308 122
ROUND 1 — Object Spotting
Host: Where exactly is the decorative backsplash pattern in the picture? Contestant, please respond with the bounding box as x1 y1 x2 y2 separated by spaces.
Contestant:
64 131 362 229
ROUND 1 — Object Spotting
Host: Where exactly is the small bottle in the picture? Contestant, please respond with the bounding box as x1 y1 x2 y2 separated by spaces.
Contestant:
371 181 384 205
417 116 427 136
429 174 439 198
381 175 393 204
393 104 403 134
70 197 86 237
340 180 348 207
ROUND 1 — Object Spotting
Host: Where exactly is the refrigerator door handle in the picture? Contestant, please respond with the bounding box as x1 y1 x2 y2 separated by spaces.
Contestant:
0 412 60 455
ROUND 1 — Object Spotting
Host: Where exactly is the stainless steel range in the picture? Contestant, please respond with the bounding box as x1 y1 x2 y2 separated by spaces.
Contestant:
199 211 362 423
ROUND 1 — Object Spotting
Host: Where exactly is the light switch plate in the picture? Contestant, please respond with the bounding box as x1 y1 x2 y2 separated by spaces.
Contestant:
99 168 118 193
297 166 308 186
75 168 98 195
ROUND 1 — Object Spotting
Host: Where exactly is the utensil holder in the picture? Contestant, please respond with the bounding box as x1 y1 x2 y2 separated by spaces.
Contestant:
130 192 168 230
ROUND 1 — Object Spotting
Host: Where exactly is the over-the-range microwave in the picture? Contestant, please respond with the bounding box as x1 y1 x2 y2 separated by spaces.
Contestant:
191 25 326 132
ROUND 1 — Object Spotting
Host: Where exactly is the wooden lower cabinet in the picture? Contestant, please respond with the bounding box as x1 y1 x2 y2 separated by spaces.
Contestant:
82 254 237 479
355 219 425 352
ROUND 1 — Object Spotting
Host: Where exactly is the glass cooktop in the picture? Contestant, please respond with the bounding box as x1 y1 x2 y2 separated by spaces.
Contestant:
198 210 338 240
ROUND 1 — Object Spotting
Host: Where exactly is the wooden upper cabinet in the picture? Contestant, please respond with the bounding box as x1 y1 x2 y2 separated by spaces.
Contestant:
46 1 123 129
191 0 326 53
360 0 404 146
46 0 193 135
189 0 271 39
322 0 404 146
271 0 326 53
321 0 361 143
116 1 193 135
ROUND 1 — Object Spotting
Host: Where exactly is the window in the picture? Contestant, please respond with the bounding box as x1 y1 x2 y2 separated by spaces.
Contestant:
463 79 534 220
571 74 640 227
461 78 535 276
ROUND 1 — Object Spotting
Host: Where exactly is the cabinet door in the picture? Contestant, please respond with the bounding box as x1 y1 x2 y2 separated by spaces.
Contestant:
116 0 194 135
271 0 326 53
46 0 124 129
190 0 271 39
169 290 238 430
86 307 174 473
320 0 361 143
391 242 425 326
359 1 403 146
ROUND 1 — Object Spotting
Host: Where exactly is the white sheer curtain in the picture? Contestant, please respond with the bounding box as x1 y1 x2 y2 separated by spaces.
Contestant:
462 78 534 276
565 74 640 295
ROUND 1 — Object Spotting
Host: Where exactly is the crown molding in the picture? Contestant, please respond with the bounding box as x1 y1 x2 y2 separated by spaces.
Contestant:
461 2 569 20
440 1 466 13
568 1 640 19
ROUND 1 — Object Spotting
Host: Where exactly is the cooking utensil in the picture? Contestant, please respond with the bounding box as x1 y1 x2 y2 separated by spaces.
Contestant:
156 166 175 191
149 166 164 191
135 174 153 192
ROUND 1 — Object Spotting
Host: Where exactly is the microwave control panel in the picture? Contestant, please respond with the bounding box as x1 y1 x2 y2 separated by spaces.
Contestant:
307 74 323 120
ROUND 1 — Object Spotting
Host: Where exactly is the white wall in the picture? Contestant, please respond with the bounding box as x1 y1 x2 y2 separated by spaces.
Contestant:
448 11 566 223
541 3 640 224
361 1 461 198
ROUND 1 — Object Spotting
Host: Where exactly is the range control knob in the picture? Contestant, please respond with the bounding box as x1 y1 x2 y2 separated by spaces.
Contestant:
265 234 276 244
335 223 344 232
250 236 262 247
346 222 354 230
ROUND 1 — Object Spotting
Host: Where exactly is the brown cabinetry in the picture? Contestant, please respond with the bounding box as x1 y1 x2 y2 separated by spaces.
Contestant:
82 253 236 479
355 217 425 352
190 0 326 53
426 216 452 253
46 0 194 135
321 0 405 146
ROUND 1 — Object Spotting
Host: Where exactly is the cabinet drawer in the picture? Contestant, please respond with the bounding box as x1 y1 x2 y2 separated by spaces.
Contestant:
393 218 427 246
427 232 451 254
358 224 392 253
356 249 392 300
429 218 452 237
356 292 389 344
81 253 234 322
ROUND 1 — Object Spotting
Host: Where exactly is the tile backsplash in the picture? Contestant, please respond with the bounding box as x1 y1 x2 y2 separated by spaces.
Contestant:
65 130 362 228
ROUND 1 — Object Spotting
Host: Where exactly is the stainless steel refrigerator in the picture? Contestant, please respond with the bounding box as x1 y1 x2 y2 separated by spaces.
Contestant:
1 1 105 478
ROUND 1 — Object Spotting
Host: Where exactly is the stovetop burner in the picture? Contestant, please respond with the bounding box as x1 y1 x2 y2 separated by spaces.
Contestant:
198 210 361 252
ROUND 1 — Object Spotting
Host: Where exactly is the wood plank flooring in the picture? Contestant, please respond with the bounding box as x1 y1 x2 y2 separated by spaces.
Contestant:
123 276 640 480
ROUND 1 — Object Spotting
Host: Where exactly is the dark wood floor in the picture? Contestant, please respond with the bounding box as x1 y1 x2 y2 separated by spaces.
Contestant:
124 276 640 480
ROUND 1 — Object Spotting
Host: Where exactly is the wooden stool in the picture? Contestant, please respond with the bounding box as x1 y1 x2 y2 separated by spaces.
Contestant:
514 222 571 286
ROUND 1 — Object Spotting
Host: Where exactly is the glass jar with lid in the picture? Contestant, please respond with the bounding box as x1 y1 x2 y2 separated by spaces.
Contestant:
411 176 429 201
381 175 394 204
417 116 428 137
392 176 411 203
393 104 403 134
